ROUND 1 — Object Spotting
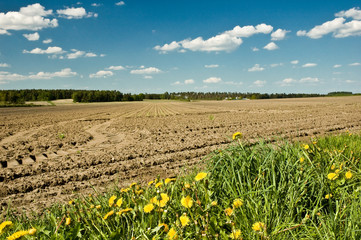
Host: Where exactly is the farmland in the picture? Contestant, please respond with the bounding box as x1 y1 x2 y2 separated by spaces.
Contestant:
1 96 361 213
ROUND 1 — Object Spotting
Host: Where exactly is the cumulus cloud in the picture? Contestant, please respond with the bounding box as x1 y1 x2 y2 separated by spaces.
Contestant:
299 77 319 83
107 65 125 70
252 47 259 52
23 32 39 41
302 63 317 68
333 64 342 68
154 23 273 53
43 38 52 44
23 46 64 54
0 3 58 34
280 78 297 86
0 63 10 67
89 70 113 78
62 49 98 59
253 80 266 87
263 42 279 50
271 29 290 40
298 8 361 39
184 79 195 84
349 62 361 66
130 67 162 74
290 60 299 65
0 68 77 83
57 7 97 19
91 3 102 7
278 77 320 86
203 77 222 83
248 64 264 72
115 1 125 6
29 68 77 79
204 64 219 68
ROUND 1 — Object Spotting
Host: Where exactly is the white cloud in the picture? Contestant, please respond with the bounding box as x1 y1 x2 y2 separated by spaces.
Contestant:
85 52 97 57
252 47 259 52
263 42 279 50
153 41 180 53
302 63 317 68
203 77 221 83
89 70 113 78
107 65 125 70
349 62 361 66
335 7 361 20
172 81 181 85
333 64 342 68
248 64 264 72
271 29 290 40
280 78 297 86
298 8 361 39
23 46 64 54
184 79 195 84
345 80 356 83
224 81 243 86
43 38 52 44
0 68 76 82
253 80 266 87
204 64 219 68
154 23 273 53
29 68 77 79
130 67 162 74
67 50 85 59
57 7 97 19
23 32 39 41
0 63 10 67
91 3 102 7
291 60 299 64
0 3 58 34
115 1 125 6
299 77 319 83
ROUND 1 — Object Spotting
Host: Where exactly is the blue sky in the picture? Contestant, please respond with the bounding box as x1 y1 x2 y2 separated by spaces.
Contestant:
0 0 360 94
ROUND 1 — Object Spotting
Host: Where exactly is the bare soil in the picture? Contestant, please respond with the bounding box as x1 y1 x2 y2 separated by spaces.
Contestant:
1 97 361 213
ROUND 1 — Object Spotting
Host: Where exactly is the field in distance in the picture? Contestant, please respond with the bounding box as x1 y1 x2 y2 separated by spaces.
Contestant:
1 96 361 213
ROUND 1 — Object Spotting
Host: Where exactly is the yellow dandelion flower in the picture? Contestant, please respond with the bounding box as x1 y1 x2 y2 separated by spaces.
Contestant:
144 203 154 213
232 132 242 140
252 222 265 232
303 144 309 150
130 182 137 188
28 228 36 235
184 183 191 189
103 210 114 220
151 193 170 207
327 173 338 180
195 172 207 181
148 180 154 186
90 204 95 209
225 207 233 216
335 169 340 174
65 217 71 225
229 229 242 239
96 205 101 209
180 215 190 227
7 230 29 240
0 221 12 234
165 178 176 184
211 201 218 206
68 200 74 205
331 165 336 170
233 199 243 208
345 171 353 179
158 223 169 232
121 188 130 193
116 198 123 207
167 228 178 240
181 195 193 208
155 182 163 188
135 189 144 195
116 208 132 215
299 157 304 163
109 195 117 207
325 194 333 199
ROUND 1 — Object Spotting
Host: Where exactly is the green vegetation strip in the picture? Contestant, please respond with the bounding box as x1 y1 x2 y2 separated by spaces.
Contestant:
1 132 360 239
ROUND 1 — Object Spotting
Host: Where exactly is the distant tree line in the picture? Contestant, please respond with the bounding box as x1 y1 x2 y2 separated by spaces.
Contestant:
0 89 358 104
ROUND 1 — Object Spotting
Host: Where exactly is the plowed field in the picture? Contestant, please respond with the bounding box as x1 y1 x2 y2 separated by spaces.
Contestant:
1 97 361 213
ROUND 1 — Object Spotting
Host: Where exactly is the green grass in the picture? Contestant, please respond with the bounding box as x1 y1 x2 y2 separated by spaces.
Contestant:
1 132 360 239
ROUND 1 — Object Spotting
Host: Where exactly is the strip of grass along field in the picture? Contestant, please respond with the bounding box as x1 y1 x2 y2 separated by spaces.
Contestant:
1 132 360 239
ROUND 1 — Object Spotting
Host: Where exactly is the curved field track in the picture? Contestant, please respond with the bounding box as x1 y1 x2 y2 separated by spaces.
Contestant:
1 97 361 213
